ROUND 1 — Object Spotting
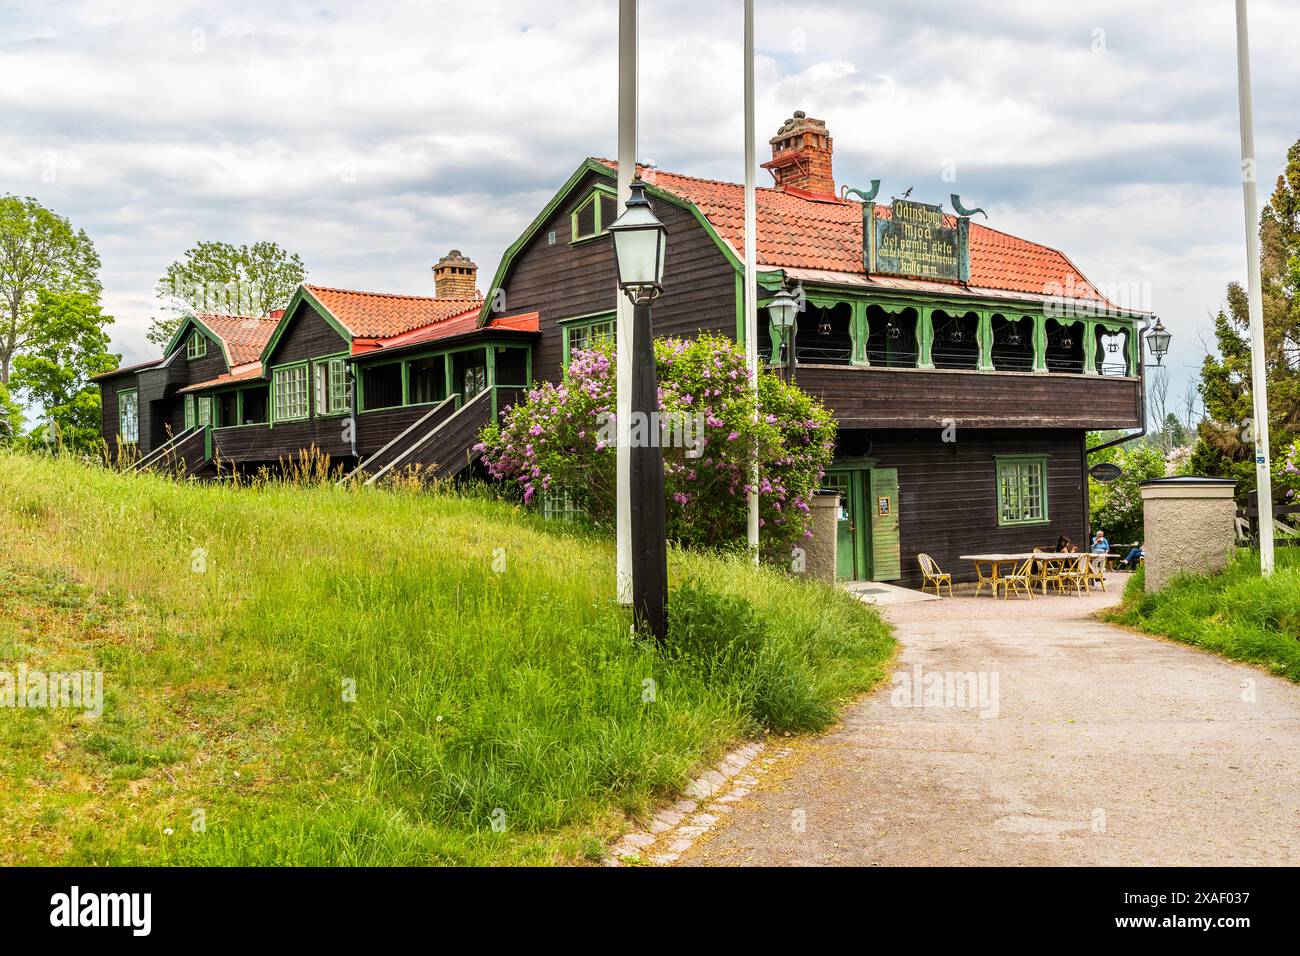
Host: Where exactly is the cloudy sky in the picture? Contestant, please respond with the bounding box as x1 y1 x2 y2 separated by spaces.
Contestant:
3 0 1298 407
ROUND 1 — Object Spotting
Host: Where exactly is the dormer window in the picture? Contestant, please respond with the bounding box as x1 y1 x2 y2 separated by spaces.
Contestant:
187 331 207 359
570 187 620 243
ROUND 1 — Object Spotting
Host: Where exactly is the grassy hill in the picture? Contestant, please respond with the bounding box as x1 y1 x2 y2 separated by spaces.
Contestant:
0 452 893 865
1107 550 1300 681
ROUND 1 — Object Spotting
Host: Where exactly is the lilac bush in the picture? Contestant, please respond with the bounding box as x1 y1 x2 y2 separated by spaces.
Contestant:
476 334 836 563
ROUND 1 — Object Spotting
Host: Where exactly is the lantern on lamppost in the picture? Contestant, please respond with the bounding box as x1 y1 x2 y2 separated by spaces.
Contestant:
608 176 669 640
1146 317 1171 367
767 284 800 377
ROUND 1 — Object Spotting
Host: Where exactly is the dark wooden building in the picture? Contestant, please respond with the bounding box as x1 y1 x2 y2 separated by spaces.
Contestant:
97 111 1148 588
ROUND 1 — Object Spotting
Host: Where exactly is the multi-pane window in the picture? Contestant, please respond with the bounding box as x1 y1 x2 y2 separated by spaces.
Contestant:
117 389 139 443
184 394 196 431
565 318 615 364
196 395 212 429
314 357 350 415
273 365 309 422
996 457 1048 526
187 332 207 359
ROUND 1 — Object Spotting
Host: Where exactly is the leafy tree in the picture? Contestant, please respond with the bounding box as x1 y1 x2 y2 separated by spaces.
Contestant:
1087 440 1167 545
0 195 102 384
1161 412 1187 450
1191 137 1300 497
150 240 306 345
10 290 117 453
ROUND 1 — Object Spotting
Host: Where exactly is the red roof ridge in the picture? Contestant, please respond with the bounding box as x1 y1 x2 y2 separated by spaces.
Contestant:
305 283 481 306
595 157 813 200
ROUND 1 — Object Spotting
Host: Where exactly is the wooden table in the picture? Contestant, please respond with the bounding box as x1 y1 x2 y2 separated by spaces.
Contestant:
960 552 1086 596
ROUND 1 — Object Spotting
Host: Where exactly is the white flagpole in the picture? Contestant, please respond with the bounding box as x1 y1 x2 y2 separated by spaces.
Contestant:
743 0 760 564
616 0 637 602
1234 0 1275 576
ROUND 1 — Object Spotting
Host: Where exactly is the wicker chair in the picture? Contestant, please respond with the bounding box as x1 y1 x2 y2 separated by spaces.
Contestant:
1056 553 1090 596
1086 553 1107 591
917 553 953 597
1001 556 1036 600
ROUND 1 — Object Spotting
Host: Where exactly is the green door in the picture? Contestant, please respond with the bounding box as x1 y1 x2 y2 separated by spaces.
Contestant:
824 472 856 580
825 469 870 581
868 468 901 581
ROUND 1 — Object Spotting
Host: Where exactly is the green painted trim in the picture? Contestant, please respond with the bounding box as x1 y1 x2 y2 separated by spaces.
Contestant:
444 354 454 402
994 454 1051 528
734 272 745 342
916 306 935 369
977 311 995 371
204 423 213 462
851 301 870 366
1032 313 1048 373
258 285 352 366
399 360 410 406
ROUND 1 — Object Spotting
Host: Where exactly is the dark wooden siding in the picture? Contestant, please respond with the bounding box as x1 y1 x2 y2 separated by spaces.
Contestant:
856 428 1088 588
357 403 453 458
211 417 354 466
797 365 1142 430
496 170 738 383
267 302 349 366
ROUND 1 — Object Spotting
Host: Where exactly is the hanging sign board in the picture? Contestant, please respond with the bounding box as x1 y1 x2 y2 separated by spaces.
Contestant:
1089 462 1123 483
864 198 968 283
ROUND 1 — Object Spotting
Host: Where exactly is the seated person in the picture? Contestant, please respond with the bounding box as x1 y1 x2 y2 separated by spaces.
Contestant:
1120 544 1145 569
1055 535 1078 554
1090 530 1110 555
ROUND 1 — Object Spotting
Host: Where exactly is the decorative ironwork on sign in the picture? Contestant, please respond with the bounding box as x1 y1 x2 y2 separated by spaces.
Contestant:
863 196 971 284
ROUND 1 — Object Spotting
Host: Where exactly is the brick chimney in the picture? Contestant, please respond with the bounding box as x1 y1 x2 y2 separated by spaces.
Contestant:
433 249 478 299
762 110 835 198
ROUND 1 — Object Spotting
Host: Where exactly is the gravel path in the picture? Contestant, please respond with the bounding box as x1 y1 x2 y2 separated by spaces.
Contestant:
679 578 1300 866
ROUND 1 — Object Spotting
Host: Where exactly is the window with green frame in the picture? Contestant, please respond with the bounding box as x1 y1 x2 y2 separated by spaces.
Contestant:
995 456 1049 526
117 389 139 443
272 364 309 422
196 395 212 429
570 188 620 243
187 331 207 359
563 315 615 366
184 394 195 431
314 356 350 415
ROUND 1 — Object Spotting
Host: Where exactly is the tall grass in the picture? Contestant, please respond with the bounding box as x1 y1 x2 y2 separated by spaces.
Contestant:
0 451 892 865
1107 549 1300 681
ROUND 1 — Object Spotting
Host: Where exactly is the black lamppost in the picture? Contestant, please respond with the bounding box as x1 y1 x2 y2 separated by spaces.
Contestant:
608 176 669 640
1145 317 1171 366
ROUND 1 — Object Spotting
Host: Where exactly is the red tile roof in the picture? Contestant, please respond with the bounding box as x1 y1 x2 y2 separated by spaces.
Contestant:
306 285 484 339
598 160 1113 307
195 313 281 365
178 365 265 394
364 310 539 353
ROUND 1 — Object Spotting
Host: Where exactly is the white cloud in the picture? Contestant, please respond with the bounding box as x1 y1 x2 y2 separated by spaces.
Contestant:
1 0 1296 395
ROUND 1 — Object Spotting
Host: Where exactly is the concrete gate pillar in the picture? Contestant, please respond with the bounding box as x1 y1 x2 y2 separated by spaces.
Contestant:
1138 476 1238 591
802 489 841 584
